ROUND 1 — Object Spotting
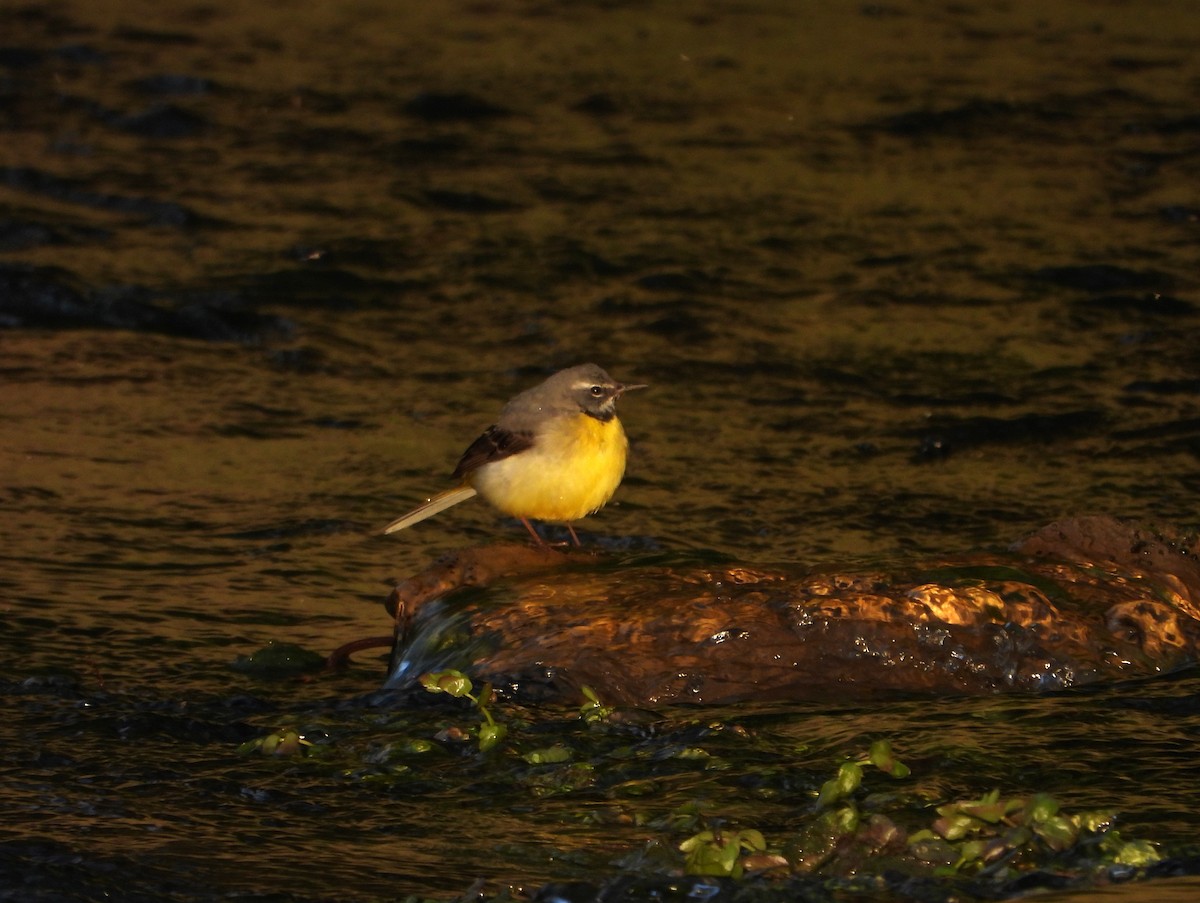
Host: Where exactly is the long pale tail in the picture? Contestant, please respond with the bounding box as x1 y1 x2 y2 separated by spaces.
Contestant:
382 485 477 534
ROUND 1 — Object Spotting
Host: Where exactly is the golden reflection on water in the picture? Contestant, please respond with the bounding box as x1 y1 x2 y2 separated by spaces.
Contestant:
3 0 1197 660
3 0 1200 898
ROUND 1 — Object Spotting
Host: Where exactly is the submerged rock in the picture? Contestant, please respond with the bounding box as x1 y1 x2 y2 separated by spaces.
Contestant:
383 516 1200 704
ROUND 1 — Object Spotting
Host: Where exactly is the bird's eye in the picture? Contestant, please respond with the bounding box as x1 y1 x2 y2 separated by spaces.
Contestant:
589 385 604 397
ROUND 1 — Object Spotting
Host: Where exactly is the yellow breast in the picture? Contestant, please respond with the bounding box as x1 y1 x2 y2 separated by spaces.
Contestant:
468 413 628 523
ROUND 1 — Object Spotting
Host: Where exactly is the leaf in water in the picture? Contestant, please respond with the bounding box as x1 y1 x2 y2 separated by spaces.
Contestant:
1110 838 1162 867
240 728 312 757
1074 809 1116 833
579 685 615 724
478 722 507 752
1024 793 1060 824
1035 814 1079 852
789 805 860 873
816 761 862 808
934 810 980 842
680 831 726 877
961 791 1021 824
523 744 572 765
230 641 326 676
680 828 765 879
867 739 911 778
738 829 766 853
955 839 988 869
420 669 474 698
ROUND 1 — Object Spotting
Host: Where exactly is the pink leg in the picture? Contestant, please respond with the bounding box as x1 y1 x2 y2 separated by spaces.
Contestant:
520 518 548 547
520 518 578 549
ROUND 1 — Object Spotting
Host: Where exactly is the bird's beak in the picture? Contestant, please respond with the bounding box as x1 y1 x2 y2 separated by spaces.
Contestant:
615 382 648 397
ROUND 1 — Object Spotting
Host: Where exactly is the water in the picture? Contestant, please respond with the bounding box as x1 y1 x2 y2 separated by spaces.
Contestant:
2 0 1200 899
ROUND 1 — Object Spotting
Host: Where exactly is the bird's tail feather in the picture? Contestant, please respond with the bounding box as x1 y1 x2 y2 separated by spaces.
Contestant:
382 485 477 534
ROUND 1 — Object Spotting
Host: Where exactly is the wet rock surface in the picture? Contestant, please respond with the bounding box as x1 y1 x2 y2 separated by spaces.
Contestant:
387 516 1200 703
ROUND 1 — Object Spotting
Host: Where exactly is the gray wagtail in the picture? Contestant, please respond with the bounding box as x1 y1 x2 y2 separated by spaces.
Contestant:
383 364 645 545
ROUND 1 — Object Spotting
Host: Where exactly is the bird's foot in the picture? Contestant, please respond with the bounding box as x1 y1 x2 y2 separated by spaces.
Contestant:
520 518 580 549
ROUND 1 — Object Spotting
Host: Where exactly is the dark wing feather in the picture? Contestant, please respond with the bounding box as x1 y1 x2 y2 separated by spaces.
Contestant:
452 425 535 479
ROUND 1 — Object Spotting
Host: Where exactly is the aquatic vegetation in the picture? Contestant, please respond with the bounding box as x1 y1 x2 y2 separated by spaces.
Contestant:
680 826 769 879
231 641 327 677
907 789 1162 875
578 684 615 724
419 668 508 751
672 740 1161 887
239 726 314 757
234 682 1171 900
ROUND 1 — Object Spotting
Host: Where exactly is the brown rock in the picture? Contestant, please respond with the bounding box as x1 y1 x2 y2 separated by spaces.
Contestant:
384 516 1200 704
